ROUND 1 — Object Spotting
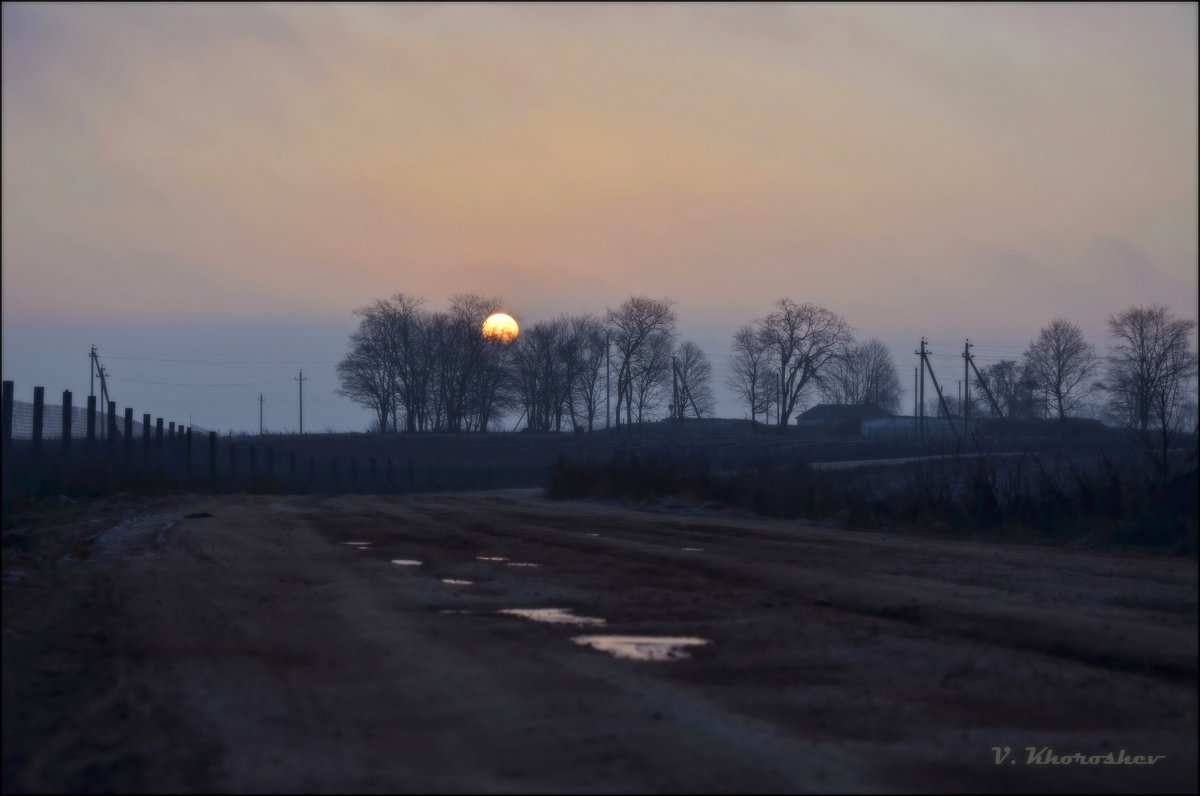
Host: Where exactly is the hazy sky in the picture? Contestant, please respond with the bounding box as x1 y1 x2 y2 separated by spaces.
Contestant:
3 2 1197 432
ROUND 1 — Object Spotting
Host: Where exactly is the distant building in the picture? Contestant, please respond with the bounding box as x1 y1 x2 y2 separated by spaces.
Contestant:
795 404 894 435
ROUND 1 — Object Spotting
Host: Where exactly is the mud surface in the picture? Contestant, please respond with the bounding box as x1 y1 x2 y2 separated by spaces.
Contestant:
3 490 1196 793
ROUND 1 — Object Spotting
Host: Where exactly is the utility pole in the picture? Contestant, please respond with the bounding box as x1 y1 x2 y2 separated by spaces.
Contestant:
89 347 113 441
917 338 957 436
259 393 265 435
915 338 926 438
671 355 679 425
962 339 972 427
965 345 1004 419
295 370 307 434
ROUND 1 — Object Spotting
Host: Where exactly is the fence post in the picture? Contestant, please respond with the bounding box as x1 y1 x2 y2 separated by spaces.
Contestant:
87 395 97 456
124 407 134 464
142 414 151 462
32 386 44 462
186 428 193 480
1 380 13 452
156 418 164 462
107 401 117 459
209 431 217 491
61 390 72 460
169 422 175 446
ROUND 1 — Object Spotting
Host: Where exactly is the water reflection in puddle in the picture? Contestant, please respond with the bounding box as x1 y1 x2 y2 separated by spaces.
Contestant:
441 578 473 585
506 562 539 568
391 559 422 566
571 635 710 661
498 608 606 626
476 556 508 562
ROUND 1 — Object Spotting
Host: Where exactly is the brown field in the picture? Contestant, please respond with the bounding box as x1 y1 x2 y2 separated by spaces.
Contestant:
2 490 1196 793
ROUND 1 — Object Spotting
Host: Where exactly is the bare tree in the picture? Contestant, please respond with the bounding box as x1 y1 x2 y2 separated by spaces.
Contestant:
1021 319 1098 419
605 297 676 428
974 359 1038 420
510 318 568 432
727 324 772 428
821 338 902 411
756 300 853 429
630 329 675 423
568 315 607 431
443 294 506 432
673 341 715 419
336 301 398 433
1102 305 1198 475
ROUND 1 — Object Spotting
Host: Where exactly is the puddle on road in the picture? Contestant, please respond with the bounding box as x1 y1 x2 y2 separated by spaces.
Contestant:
681 547 704 552
506 562 540 568
498 608 607 626
571 635 710 661
391 559 422 566
441 578 473 585
476 556 508 562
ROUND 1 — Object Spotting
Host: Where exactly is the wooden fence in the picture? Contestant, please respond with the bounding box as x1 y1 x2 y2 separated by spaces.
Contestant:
7 378 1077 504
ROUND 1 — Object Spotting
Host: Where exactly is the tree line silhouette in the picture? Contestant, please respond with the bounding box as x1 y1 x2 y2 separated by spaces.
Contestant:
336 294 1197 451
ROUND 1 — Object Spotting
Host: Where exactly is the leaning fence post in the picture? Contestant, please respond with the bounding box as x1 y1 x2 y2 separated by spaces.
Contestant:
1 380 13 452
209 431 217 491
124 407 134 464
107 401 117 458
62 390 73 460
31 386 45 462
87 395 97 456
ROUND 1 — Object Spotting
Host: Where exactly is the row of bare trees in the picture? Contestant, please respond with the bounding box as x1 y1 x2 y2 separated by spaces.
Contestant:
725 300 904 429
951 308 1197 436
337 294 717 433
338 293 1196 447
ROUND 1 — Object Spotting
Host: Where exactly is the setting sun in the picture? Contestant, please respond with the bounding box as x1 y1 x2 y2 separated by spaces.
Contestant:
482 312 519 343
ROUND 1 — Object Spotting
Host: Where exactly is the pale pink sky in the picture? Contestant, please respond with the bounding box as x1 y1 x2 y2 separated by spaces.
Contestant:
3 3 1196 431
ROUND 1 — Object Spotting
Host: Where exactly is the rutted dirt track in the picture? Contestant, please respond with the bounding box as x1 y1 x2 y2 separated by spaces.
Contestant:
3 491 1196 793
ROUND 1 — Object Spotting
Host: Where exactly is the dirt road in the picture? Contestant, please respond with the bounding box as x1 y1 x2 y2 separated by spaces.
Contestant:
3 491 1195 793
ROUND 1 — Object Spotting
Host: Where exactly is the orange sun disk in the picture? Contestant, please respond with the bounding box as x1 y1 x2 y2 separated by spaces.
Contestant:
482 312 519 343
